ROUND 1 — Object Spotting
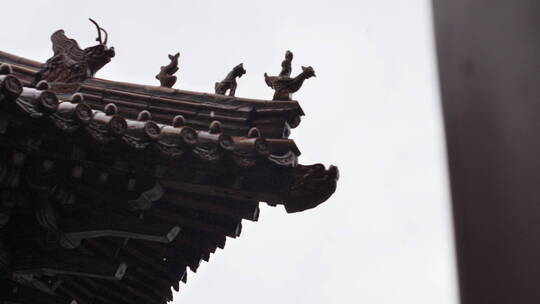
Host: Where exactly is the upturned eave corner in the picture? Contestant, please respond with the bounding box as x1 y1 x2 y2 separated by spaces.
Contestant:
0 18 341 304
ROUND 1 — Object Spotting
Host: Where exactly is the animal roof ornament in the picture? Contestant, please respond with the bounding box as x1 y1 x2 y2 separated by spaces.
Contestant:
279 50 293 77
34 18 115 85
156 52 180 88
264 50 316 101
214 63 246 96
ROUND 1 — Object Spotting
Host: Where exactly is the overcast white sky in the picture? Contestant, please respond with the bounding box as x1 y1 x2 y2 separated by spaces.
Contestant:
2 1 458 303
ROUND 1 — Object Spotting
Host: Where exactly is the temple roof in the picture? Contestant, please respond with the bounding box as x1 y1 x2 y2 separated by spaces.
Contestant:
0 51 304 138
0 26 337 304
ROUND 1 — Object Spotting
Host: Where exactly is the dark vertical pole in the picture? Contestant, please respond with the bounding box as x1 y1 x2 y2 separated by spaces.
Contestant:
433 1 540 304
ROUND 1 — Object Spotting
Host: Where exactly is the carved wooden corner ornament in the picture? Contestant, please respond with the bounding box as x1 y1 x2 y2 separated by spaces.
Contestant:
34 19 115 85
283 164 339 213
156 52 180 88
215 63 246 96
264 50 316 101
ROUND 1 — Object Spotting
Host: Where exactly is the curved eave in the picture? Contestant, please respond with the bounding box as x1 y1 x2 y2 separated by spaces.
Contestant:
0 51 305 135
0 56 339 303
0 62 338 212
0 73 300 170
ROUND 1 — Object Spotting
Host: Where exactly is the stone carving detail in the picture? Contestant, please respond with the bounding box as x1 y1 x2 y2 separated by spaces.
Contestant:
264 50 316 101
34 19 115 84
156 53 180 88
214 63 246 96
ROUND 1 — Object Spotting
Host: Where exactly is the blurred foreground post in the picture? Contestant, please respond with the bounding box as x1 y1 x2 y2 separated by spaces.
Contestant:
433 1 540 303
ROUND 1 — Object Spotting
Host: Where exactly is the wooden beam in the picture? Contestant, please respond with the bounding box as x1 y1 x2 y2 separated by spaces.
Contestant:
123 272 171 303
56 286 88 304
0 282 76 304
82 239 174 301
162 191 260 221
62 277 128 304
77 277 161 304
130 240 191 277
0 240 9 275
56 275 94 304
150 207 239 238
62 207 180 244
171 228 219 254
107 278 165 304
160 179 282 205
12 249 127 280
96 238 179 285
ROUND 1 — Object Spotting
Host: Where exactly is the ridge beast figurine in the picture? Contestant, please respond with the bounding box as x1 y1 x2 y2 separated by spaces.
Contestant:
156 52 180 88
279 50 293 77
214 63 246 96
264 50 316 101
34 18 115 84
